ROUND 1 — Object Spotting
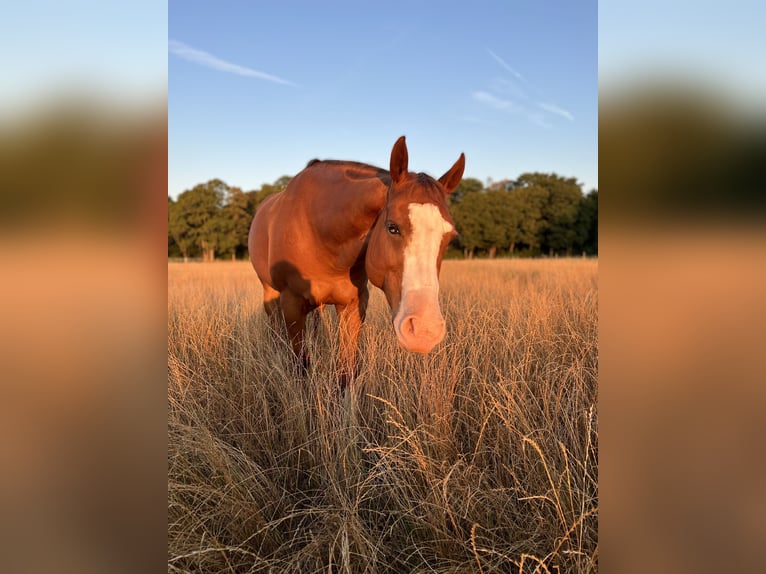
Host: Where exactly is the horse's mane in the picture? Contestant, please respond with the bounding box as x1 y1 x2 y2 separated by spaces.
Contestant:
306 158 383 171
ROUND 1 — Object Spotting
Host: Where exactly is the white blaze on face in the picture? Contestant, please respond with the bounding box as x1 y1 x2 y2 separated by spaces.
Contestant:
393 203 453 351
401 203 453 292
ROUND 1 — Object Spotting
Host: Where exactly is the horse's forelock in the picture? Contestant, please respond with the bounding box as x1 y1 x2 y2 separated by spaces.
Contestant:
389 172 450 207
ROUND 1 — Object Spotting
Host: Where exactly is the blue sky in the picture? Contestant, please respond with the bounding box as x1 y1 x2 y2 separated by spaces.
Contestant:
169 1 597 197
599 0 766 108
2 1 166 114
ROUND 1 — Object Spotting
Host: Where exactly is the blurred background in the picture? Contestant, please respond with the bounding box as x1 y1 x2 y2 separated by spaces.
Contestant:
0 2 166 573
2 1 765 573
599 1 766 572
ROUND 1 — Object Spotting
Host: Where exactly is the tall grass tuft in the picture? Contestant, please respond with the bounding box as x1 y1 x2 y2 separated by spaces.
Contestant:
168 259 598 573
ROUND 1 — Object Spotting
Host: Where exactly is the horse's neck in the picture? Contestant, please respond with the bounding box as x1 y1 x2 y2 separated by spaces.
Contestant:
312 178 388 241
305 178 386 272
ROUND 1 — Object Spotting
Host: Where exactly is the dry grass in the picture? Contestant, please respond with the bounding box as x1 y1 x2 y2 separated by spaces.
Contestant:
168 259 598 573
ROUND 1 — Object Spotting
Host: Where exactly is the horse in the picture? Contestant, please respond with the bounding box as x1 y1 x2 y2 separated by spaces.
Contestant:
248 136 464 384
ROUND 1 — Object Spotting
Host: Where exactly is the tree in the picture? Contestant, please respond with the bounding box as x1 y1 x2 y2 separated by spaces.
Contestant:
170 179 228 262
507 185 548 255
168 195 196 262
218 186 252 260
167 196 183 259
574 189 598 255
515 173 583 255
452 190 516 258
449 177 484 206
482 190 516 258
451 191 485 258
168 171 596 261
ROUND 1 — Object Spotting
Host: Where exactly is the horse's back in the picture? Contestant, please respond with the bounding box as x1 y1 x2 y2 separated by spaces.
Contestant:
248 160 388 299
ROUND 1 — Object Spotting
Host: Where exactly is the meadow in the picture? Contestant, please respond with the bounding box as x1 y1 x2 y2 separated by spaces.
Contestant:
168 259 598 573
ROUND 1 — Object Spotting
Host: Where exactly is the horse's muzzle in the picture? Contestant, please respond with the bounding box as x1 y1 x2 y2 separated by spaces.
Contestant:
393 288 446 354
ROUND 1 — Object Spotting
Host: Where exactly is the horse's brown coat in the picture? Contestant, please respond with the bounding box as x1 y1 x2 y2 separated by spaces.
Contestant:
248 136 464 383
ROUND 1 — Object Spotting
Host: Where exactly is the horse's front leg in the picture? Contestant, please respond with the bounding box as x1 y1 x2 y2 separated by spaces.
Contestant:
336 292 367 389
280 290 309 371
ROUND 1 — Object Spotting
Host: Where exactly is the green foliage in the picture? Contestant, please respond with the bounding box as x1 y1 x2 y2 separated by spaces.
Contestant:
515 173 584 255
448 177 483 206
218 187 252 260
509 185 548 254
168 176 294 261
448 174 598 258
168 194 197 261
167 173 598 261
167 196 184 258
453 190 519 258
169 179 228 261
574 189 598 255
451 191 486 258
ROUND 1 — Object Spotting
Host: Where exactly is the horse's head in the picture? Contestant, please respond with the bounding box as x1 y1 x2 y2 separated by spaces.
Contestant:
366 136 465 354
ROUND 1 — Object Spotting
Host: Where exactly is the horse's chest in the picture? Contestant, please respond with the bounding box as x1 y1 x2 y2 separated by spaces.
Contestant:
307 276 358 306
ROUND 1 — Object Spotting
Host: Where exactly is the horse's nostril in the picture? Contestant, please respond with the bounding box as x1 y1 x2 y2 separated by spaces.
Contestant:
400 315 445 341
403 316 417 337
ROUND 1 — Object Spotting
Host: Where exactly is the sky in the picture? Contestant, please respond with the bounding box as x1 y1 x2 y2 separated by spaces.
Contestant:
599 0 766 107
2 2 761 202
169 0 598 198
2 1 167 115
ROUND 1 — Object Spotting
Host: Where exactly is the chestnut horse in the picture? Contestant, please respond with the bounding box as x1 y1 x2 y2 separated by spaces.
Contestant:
248 136 464 383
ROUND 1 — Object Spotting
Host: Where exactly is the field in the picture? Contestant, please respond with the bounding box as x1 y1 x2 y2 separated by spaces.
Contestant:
168 259 598 573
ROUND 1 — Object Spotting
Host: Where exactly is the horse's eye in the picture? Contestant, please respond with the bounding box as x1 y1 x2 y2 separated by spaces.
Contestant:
386 222 401 236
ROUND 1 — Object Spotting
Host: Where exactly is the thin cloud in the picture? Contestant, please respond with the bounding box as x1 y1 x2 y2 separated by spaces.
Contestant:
490 76 528 100
537 101 574 121
528 112 553 130
461 115 494 126
169 40 298 87
486 48 527 83
486 47 574 124
472 90 516 111
472 90 552 129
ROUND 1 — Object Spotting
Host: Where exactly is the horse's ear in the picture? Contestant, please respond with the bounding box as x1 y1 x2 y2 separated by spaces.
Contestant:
390 136 408 184
438 152 465 194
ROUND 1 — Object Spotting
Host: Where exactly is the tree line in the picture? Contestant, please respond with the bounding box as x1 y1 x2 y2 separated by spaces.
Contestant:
450 173 597 258
168 172 597 261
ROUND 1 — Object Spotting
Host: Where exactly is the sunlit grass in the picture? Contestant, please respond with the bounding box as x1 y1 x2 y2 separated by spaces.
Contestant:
168 258 598 573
